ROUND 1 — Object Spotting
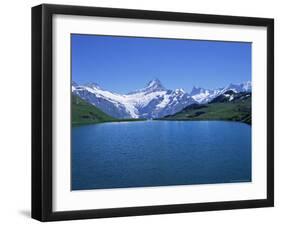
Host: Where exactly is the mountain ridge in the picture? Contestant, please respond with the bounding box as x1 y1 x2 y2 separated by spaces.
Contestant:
72 79 251 119
160 91 251 124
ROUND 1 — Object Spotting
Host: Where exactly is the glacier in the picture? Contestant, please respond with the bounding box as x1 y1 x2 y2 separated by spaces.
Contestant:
72 79 251 119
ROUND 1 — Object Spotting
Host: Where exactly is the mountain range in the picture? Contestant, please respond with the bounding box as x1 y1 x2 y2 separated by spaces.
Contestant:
72 79 251 119
162 90 251 124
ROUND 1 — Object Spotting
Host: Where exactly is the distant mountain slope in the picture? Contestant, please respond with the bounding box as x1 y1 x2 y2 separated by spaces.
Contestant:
161 92 251 124
72 79 251 119
72 94 145 125
190 81 252 104
72 94 116 125
72 79 196 119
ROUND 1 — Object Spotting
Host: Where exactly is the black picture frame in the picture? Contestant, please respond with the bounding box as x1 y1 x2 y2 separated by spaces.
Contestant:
32 3 274 222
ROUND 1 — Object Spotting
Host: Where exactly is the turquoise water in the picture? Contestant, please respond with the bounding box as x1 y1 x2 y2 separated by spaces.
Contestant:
72 121 251 190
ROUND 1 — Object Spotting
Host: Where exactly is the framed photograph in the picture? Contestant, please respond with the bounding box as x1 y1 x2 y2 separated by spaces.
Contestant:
32 4 274 221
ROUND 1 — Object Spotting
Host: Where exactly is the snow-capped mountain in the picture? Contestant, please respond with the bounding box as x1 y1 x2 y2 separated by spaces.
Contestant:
128 79 166 94
222 81 252 93
72 79 196 119
72 79 251 119
209 90 251 103
190 81 251 104
190 87 224 104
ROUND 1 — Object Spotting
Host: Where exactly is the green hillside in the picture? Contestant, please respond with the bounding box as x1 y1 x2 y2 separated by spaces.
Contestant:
72 94 145 125
159 92 251 124
72 94 116 125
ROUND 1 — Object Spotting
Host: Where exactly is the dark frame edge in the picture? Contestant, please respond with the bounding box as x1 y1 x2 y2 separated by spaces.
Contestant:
266 19 274 207
41 3 273 26
44 199 272 221
31 4 53 222
31 5 44 221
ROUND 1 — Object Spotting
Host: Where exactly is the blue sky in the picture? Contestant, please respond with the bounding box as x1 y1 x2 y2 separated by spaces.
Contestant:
72 34 251 94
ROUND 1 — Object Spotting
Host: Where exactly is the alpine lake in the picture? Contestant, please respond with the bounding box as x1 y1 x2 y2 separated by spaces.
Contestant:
72 120 251 190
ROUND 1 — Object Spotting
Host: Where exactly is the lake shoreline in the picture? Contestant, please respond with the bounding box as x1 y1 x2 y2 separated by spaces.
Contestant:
72 118 147 127
72 118 251 127
154 118 251 125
